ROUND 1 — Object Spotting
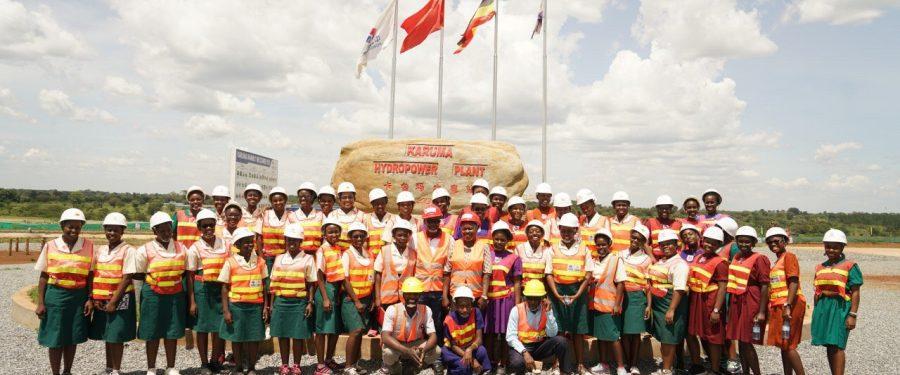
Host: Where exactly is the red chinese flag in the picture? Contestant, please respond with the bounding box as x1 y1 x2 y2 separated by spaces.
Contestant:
400 0 444 53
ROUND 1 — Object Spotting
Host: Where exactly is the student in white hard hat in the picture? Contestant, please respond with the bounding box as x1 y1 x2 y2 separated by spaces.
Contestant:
445 213 492 310
645 195 683 259
811 229 862 375
545 193 571 247
441 286 492 375
547 213 592 374
130 211 193 375
526 182 554 224
211 185 231 236
577 189 610 258
174 186 206 249
587 228 629 375
269 223 317 375
487 186 509 223
35 208 94 375
678 224 702 263
218 227 268 375
186 209 228 374
454 193 492 241
515 220 552 287
292 182 324 254
609 191 640 253
484 221 523 374
679 196 703 230
699 189 728 229
89 212 137 375
392 191 421 232
364 188 394 258
314 218 345 374
431 187 459 236
242 183 265 230
725 226 771 375
471 178 490 196
341 222 376 375
715 216 740 261
763 227 807 375
329 182 365 251
256 187 298 275
317 185 337 217
647 229 690 375
374 219 417 311
620 224 652 374
220 203 246 249
686 227 729 375
504 196 529 249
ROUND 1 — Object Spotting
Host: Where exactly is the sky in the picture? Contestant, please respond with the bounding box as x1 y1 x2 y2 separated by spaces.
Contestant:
0 0 898 213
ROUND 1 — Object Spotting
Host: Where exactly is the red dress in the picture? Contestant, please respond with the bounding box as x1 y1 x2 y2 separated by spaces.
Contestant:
725 253 771 344
687 254 728 344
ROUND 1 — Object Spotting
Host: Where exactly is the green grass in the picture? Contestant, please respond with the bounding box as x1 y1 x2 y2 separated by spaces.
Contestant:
28 285 38 304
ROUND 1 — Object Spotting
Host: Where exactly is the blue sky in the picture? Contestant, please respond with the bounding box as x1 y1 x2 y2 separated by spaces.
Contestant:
0 0 898 212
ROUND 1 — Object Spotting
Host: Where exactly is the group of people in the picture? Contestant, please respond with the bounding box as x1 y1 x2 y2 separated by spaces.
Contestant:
34 179 863 375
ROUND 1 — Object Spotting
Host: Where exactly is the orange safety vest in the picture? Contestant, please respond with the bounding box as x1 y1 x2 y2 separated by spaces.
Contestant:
648 262 674 298
488 250 519 299
449 240 486 299
517 242 549 282
260 210 294 258
295 210 323 252
379 245 417 305
226 256 265 303
46 239 94 290
609 216 639 253
332 210 365 252
551 243 587 284
726 253 762 295
195 241 229 282
392 304 428 343
688 255 726 293
516 303 547 344
526 207 556 225
270 253 311 298
365 213 392 257
444 311 477 348
546 217 561 246
579 214 609 258
145 242 187 295
319 243 345 283
590 253 619 313
622 253 651 292
414 232 451 292
92 244 134 299
175 210 201 248
440 214 459 237
814 259 856 302
645 218 682 259
347 247 375 298
769 253 805 307
508 222 528 250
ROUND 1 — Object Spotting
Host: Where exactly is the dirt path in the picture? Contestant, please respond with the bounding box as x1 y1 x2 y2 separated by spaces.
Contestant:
792 245 900 257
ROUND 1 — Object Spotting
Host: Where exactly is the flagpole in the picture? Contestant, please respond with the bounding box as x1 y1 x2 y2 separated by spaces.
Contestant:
389 0 399 139
491 0 499 141
437 22 444 139
542 0 548 182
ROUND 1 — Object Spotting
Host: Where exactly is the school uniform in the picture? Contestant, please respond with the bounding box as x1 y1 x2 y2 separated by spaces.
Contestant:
315 242 345 334
327 208 366 251
811 255 863 350
609 215 640 254
549 241 592 334
173 210 201 249
374 243 417 307
89 242 137 343
767 251 807 350
35 237 95 348
218 253 268 342
254 208 297 272
589 252 627 341
725 251 771 344
644 218 683 259
687 253 728 344
364 211 395 257
515 241 552 286
341 245 376 332
620 249 652 334
292 208 324 252
442 309 492 375
130 240 189 340
648 255 690 344
579 213 610 258
269 251 317 340
507 221 529 250
484 247 522 334
187 238 228 334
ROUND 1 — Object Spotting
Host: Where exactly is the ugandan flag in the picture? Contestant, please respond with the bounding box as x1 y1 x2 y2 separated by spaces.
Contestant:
454 0 496 54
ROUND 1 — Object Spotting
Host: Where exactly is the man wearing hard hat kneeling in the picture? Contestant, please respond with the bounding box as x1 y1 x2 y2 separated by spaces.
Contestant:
378 278 440 375
506 280 570 375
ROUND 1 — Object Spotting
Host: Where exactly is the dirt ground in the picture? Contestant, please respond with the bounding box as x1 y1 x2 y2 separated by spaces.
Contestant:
792 244 899 257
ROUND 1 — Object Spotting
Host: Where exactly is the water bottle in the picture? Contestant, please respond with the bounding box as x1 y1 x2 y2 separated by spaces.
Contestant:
782 320 791 341
752 321 761 341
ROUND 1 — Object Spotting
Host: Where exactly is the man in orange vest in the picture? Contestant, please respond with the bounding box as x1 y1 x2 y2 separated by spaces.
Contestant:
506 280 570 375
379 278 440 375
415 204 453 348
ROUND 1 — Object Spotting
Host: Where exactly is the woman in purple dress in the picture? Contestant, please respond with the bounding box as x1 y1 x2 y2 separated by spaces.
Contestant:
483 221 522 373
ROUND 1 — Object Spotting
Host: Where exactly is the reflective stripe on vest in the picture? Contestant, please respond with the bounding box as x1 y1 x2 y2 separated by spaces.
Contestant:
440 215 459 237
449 240 486 299
814 260 856 302
488 251 518 299
175 210 200 248
46 240 94 290
623 257 651 292
297 213 323 252
551 244 587 284
91 246 133 299
579 214 608 258
145 242 186 295
590 253 619 312
688 256 725 293
348 248 375 298
366 214 390 257
769 253 804 307
646 218 682 259
726 253 762 295
518 243 549 281
226 256 265 303
516 303 547 344
261 211 292 258
270 255 310 298
610 216 638 252
320 243 345 283
197 244 228 282
444 312 477 348
648 263 673 298
509 227 528 250
414 232 450 292
393 304 428 343
379 246 416 305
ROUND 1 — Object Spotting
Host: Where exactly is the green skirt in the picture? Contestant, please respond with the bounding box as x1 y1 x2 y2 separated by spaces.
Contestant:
315 282 342 334
38 285 90 348
550 283 589 334
137 283 187 340
341 295 373 333
220 302 265 343
270 296 314 339
590 311 623 342
263 257 276 291
650 290 688 344
622 290 648 334
89 292 137 343
811 296 852 349
191 280 224 333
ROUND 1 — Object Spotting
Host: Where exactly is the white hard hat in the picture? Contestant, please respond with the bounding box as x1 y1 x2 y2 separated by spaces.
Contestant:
396 191 415 203
489 186 508 198
231 227 255 243
535 182 552 195
347 222 368 235
472 178 490 190
823 228 847 244
469 193 489 206
735 226 758 241
525 219 546 233
102 212 127 226
702 189 722 203
321 217 341 230
631 224 650 240
658 229 679 243
150 211 173 227
369 188 388 202
683 196 700 206
224 202 242 213
432 187 450 200
716 217 738 237
185 185 205 199
553 193 571 208
611 191 630 203
211 185 230 198
269 186 288 198
703 226 725 242
506 196 526 208
655 195 675 207
594 227 613 242
297 182 317 194
557 213 579 228
59 208 86 223
391 219 414 233
284 223 305 240
244 183 263 195
680 223 701 235
453 286 475 300
491 220 512 235
765 227 789 241
338 182 356 194
318 185 336 197
195 209 218 223
575 189 596 205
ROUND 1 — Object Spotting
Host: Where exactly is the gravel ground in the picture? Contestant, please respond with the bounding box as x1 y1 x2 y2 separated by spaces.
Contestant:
3 249 899 374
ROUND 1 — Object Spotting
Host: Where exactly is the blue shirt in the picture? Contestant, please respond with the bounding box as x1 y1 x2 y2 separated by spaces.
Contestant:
505 304 558 353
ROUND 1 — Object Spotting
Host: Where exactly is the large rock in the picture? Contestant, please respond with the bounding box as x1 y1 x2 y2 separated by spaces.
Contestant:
330 139 529 213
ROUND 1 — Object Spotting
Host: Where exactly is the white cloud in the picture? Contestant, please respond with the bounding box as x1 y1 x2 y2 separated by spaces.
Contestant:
103 76 143 97
784 0 900 25
184 114 236 138
814 142 861 162
865 164 883 171
768 177 811 189
739 170 760 178
38 89 117 123
0 87 36 123
0 0 89 61
825 174 871 190
21 147 50 162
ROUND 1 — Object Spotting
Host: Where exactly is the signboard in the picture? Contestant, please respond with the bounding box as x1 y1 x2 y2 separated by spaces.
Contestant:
229 147 278 205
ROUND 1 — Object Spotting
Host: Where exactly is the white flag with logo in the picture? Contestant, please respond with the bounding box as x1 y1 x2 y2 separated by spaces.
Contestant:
357 0 398 78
